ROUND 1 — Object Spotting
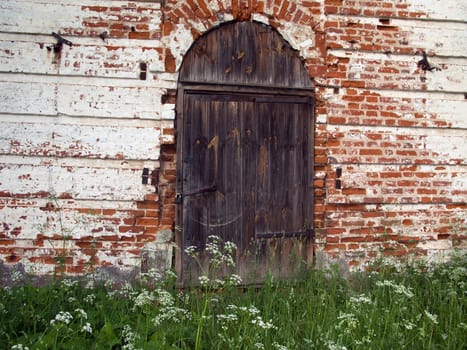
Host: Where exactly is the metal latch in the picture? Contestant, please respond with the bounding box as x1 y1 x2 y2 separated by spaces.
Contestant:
175 184 217 204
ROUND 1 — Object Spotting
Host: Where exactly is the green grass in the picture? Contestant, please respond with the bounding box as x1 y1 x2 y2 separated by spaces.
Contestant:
1 250 466 350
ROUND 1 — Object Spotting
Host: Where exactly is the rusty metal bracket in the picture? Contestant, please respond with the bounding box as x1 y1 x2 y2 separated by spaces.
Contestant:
417 51 441 72
47 32 72 53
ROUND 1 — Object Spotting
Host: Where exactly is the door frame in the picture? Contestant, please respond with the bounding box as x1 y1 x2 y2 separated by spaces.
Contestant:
175 82 315 282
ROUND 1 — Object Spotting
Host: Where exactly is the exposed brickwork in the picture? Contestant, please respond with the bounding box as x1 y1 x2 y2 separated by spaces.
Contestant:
67 3 163 39
0 0 465 275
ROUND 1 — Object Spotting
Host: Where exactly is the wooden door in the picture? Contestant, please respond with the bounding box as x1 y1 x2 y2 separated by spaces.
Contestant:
176 21 314 284
178 89 313 283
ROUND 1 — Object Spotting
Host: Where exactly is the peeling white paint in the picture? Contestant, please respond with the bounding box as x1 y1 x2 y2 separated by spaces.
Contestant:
166 24 200 71
0 0 466 275
0 1 161 34
0 163 154 201
0 79 164 119
327 15 467 57
0 122 161 160
279 22 316 58
407 0 467 21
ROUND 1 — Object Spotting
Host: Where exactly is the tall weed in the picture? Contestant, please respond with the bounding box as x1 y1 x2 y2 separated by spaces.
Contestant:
1 247 465 349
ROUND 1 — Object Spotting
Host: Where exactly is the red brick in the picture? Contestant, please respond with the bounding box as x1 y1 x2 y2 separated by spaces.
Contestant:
165 48 176 73
324 244 346 251
102 209 117 216
360 149 383 156
136 217 159 226
326 228 346 235
324 6 338 14
82 21 109 28
342 188 366 195
119 226 145 233
137 201 159 209
82 6 108 12
129 31 150 39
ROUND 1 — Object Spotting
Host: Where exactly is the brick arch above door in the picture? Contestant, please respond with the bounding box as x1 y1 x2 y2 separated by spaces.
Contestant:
161 2 326 78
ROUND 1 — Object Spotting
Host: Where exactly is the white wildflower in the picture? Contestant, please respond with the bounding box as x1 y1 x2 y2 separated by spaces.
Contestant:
229 304 261 316
214 278 224 286
380 256 404 272
121 324 140 350
247 306 261 316
142 268 162 282
68 297 76 303
11 345 29 350
217 313 238 322
74 308 88 320
349 294 373 305
81 322 93 334
375 280 393 288
224 241 237 253
153 306 192 325
335 312 359 332
254 343 265 349
326 340 348 350
249 306 261 315
207 235 221 243
376 280 413 298
50 311 73 325
85 279 95 289
184 246 197 257
273 343 288 350
355 332 374 346
228 274 243 285
133 290 154 309
11 271 24 283
251 316 276 330
206 235 237 266
61 279 78 288
119 282 135 298
206 241 222 259
155 288 174 307
198 275 210 286
165 270 177 279
84 293 96 304
424 310 439 324
393 284 414 298
104 278 114 290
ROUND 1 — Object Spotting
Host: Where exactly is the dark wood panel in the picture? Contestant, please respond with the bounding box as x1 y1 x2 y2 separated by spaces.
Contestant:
179 21 313 89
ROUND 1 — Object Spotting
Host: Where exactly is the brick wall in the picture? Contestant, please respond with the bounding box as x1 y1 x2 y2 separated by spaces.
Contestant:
0 0 465 276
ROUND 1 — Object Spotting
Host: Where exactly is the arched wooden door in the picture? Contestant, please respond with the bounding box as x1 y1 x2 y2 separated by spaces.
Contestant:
176 21 314 284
